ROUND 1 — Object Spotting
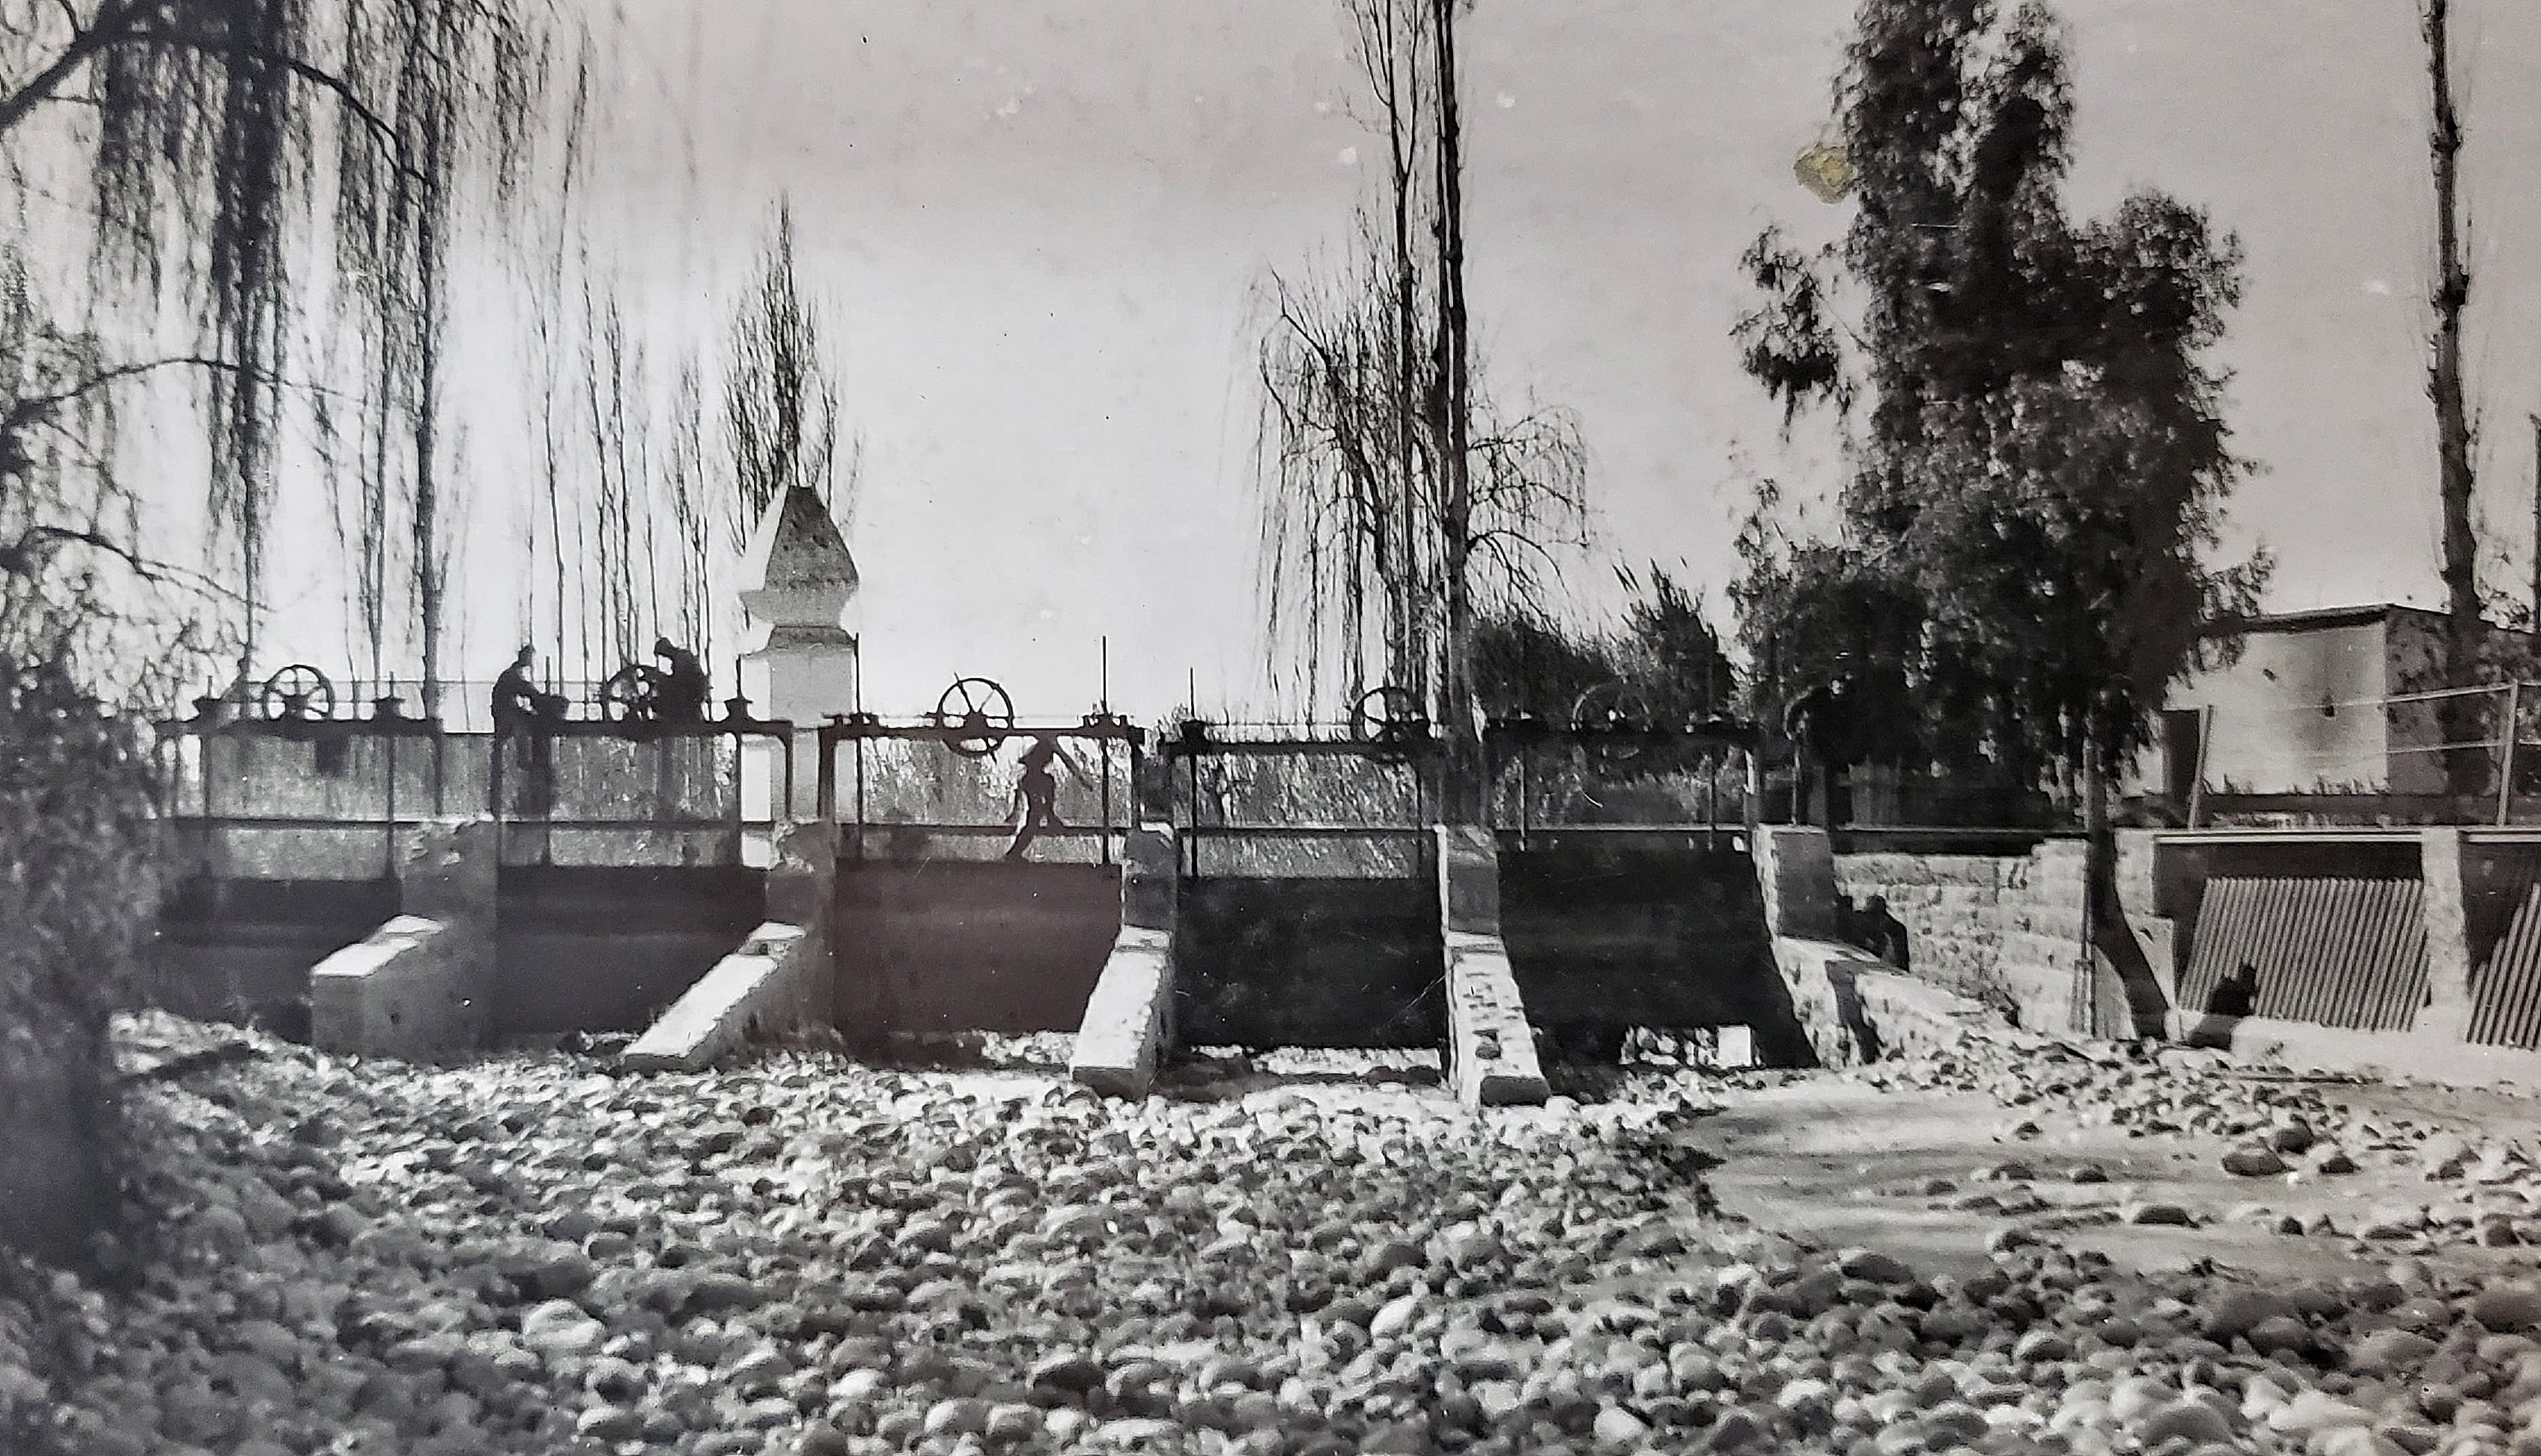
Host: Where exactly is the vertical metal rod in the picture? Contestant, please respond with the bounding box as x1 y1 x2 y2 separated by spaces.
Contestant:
728 729 744 862
782 730 797 821
854 671 868 865
385 731 398 880
1101 636 1113 865
2501 682 2523 826
816 728 836 822
1705 750 1717 845
1518 744 1529 850
2188 704 2215 829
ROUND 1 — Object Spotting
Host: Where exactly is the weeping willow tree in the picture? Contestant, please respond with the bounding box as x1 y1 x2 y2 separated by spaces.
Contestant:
0 0 555 707
1258 0 1586 817
0 1 561 1272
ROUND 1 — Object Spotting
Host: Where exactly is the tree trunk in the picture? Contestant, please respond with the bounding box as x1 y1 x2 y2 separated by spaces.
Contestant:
2428 0 2483 795
2084 740 2169 1039
1431 0 1481 824
1389 8 1422 703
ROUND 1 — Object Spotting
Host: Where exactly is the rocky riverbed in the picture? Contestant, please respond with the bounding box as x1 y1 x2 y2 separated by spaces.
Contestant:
8 1014 2541 1456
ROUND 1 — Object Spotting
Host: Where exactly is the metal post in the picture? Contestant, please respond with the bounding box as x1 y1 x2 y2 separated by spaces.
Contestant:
2500 682 2522 826
1517 744 1530 850
816 728 836 822
853 736 866 865
727 728 744 863
1705 750 1717 847
782 730 797 823
384 731 398 880
2187 704 2215 829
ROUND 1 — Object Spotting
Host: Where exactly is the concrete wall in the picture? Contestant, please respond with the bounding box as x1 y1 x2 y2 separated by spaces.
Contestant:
1175 876 1443 1048
153 816 498 1035
834 861 1123 1036
180 733 735 829
1496 835 1811 1064
153 879 398 1034
2162 618 2391 794
493 864 763 1033
1831 836 2091 1032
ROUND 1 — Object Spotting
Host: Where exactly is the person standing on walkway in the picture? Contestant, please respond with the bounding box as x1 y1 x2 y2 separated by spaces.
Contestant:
490 646 565 812
1004 735 1095 862
1782 668 1855 826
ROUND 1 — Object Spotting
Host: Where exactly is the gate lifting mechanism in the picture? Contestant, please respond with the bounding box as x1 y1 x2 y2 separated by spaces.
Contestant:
1484 677 1762 844
815 675 1145 865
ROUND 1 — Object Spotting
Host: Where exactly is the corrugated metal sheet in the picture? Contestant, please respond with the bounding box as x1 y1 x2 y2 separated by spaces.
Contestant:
2471 884 2541 1050
2180 876 2429 1032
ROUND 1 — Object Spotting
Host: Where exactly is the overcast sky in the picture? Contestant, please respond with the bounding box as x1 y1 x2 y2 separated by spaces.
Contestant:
244 0 2541 721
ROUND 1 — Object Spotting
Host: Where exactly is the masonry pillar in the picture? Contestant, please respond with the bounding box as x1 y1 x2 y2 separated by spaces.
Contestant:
1752 826 1838 942
1437 825 1550 1108
1071 825 1180 1098
2417 826 2476 1043
388 814 497 1050
739 484 861 823
764 819 839 1027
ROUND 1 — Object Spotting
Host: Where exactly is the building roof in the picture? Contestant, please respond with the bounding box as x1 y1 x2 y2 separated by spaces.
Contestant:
2203 603 2447 637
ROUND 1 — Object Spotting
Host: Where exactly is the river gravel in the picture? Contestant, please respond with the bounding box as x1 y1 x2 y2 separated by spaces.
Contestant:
6 1014 2541 1456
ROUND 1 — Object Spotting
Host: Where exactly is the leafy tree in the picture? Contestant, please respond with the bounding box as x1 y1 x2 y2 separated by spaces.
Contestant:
1732 0 2264 814
1733 0 2265 1031
1616 564 1737 728
1470 609 1616 721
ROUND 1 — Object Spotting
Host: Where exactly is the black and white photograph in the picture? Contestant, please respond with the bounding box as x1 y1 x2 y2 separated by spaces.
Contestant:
10 2 2541 1455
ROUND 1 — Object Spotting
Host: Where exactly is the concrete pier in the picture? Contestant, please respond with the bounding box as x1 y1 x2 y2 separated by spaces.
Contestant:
1437 826 1549 1108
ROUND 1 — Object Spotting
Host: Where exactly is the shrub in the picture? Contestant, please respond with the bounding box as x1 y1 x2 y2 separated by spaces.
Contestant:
0 659 162 1264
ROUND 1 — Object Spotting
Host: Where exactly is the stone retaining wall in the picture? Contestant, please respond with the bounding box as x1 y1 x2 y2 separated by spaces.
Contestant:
1832 839 2090 1032
1771 935 2012 1067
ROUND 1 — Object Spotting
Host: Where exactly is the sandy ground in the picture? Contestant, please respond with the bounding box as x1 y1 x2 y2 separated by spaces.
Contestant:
1688 1063 2541 1288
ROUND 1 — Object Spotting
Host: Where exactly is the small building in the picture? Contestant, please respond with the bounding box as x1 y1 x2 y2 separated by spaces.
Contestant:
2146 603 2529 808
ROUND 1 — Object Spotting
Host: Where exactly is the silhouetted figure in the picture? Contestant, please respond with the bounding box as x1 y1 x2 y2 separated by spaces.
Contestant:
490 646 567 813
1783 673 1855 826
2209 962 2259 1018
1004 736 1093 862
652 637 710 723
2188 962 2260 1048
490 646 544 737
1860 895 1911 972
